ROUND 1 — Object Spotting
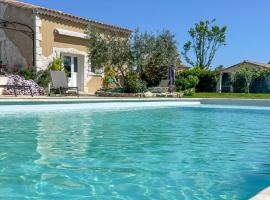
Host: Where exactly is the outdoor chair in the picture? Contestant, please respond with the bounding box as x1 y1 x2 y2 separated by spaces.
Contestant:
49 70 79 96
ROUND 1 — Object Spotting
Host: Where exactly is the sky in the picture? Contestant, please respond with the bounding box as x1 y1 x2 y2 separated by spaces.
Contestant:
21 0 270 68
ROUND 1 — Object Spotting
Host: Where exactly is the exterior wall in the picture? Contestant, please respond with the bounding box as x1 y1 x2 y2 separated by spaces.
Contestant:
40 15 88 58
38 15 91 92
0 3 33 70
87 76 103 94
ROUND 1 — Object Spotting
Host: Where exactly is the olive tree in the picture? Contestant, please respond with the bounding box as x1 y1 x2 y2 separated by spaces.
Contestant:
131 29 180 87
87 25 131 86
232 66 260 93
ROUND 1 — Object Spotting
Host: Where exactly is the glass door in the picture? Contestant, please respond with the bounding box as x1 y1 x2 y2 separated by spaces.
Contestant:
63 55 78 87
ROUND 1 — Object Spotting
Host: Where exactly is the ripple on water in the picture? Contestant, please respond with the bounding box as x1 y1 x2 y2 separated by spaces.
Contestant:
0 105 270 199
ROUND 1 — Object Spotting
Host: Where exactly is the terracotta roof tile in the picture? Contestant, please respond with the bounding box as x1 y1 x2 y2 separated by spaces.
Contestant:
0 0 132 33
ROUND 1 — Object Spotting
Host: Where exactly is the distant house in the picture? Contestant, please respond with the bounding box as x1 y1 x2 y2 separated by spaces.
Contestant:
0 0 132 94
217 60 270 93
175 64 190 72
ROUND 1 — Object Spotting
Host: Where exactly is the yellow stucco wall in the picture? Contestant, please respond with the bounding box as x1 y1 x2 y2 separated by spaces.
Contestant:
87 76 103 94
40 15 88 57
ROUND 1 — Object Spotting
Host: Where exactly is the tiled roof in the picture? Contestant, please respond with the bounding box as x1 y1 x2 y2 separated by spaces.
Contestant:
175 64 190 70
222 60 270 72
242 60 270 68
0 0 132 33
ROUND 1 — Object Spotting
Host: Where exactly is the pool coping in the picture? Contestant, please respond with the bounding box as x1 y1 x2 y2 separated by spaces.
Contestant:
1 96 270 101
250 187 270 200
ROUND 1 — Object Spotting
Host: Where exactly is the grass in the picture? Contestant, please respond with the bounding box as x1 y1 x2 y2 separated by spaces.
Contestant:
183 92 270 99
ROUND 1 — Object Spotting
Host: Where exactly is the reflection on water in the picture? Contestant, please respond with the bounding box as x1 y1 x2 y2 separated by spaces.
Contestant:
35 112 92 166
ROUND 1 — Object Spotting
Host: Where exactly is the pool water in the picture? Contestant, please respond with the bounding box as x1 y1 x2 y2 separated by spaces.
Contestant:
0 103 270 199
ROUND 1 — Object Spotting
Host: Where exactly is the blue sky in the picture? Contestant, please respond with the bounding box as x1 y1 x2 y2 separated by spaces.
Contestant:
22 0 270 68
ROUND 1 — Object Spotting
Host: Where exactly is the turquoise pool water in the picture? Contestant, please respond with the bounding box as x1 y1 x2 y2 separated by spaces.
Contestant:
0 102 270 199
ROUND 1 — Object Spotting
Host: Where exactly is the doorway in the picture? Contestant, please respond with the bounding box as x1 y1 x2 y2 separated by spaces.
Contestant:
63 55 78 87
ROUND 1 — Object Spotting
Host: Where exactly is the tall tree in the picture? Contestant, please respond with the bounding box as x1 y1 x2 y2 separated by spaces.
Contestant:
182 19 227 69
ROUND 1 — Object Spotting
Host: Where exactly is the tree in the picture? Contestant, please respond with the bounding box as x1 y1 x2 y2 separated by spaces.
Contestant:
87 25 131 86
182 19 227 69
131 29 180 87
232 66 260 93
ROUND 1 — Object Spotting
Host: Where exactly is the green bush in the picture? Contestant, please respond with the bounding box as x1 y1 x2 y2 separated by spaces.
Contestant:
36 69 51 88
232 67 260 93
196 70 218 92
124 71 147 93
103 66 117 89
140 58 167 87
232 72 246 93
175 75 199 91
16 68 36 80
49 57 64 71
176 67 218 92
183 88 195 96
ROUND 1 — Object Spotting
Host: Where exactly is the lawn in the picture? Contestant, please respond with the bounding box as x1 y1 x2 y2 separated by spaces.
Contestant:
184 92 270 99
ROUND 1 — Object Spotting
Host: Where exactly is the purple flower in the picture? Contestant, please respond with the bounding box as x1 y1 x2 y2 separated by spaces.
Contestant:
4 75 45 96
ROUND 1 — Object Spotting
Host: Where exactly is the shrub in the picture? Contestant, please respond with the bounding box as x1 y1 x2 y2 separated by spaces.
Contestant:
196 70 218 92
4 75 44 96
140 58 167 87
175 75 199 91
176 67 218 92
36 69 51 89
183 88 195 96
232 67 260 93
16 68 36 80
250 69 270 93
49 58 64 71
124 71 147 93
103 66 117 89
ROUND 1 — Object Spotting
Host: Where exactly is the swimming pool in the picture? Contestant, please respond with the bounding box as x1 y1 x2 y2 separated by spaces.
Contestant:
0 101 269 199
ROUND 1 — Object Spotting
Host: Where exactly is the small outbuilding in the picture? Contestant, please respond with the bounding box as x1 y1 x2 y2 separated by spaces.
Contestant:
217 60 270 93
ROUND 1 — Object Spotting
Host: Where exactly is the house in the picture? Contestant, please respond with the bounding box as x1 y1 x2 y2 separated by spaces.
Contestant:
175 63 190 73
217 60 270 93
0 0 132 94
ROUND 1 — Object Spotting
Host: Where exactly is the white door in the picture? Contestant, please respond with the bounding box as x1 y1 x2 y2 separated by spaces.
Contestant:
63 56 78 87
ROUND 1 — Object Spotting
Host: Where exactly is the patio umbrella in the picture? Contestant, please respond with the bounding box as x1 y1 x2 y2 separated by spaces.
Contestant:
168 65 175 86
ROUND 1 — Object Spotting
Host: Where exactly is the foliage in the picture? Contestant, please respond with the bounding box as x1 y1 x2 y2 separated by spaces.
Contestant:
16 68 36 80
140 58 167 87
49 57 64 71
124 71 147 93
183 88 196 96
87 26 180 90
250 69 270 93
232 66 260 93
103 66 117 89
4 75 44 96
196 69 219 92
182 19 227 69
36 69 51 89
175 75 199 91
132 29 180 87
176 67 218 92
87 25 131 86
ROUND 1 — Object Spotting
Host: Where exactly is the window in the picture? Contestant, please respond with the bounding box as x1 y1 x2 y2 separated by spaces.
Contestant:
74 57 78 73
63 56 71 77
